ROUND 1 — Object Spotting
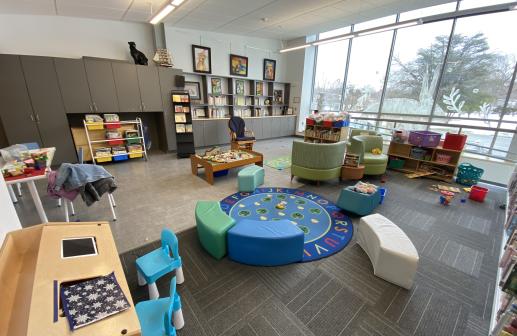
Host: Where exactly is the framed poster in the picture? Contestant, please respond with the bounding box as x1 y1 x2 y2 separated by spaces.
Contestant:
211 77 222 96
230 54 248 77
184 81 201 100
235 80 245 95
256 81 264 96
263 59 276 81
192 45 212 74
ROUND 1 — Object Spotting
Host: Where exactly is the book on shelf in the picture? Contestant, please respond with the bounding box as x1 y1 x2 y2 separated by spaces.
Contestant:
194 108 206 118
208 107 227 118
274 90 283 104
176 124 186 133
344 153 360 167
208 96 227 106
174 113 186 123
172 94 189 103
185 124 193 133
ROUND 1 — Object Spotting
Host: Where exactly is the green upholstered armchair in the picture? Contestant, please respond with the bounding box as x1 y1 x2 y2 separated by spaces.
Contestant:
291 141 346 184
349 135 388 175
349 128 379 139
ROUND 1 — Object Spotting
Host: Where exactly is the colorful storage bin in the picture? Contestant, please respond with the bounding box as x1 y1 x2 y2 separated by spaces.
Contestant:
469 185 488 202
306 118 315 126
435 153 451 164
113 154 129 161
408 131 441 147
105 122 121 129
456 163 484 186
96 156 112 163
443 133 467 151
86 122 104 130
388 158 405 169
410 147 427 160
129 152 143 159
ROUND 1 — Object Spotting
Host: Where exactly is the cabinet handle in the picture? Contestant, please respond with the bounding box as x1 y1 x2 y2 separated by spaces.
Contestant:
35 114 40 122
89 104 93 112
93 102 98 112
30 114 35 122
142 103 146 111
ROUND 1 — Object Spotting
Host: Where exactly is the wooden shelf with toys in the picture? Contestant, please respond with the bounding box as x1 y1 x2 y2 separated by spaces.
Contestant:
304 112 350 143
387 141 463 182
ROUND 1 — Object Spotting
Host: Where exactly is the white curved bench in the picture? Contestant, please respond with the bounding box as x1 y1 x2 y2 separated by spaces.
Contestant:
356 214 419 289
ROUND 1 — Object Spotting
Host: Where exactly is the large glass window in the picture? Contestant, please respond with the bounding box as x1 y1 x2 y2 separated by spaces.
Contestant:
311 27 351 112
383 21 453 115
309 3 517 159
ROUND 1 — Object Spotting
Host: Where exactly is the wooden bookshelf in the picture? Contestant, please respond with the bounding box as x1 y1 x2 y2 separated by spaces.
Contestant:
304 124 349 143
184 72 290 119
387 141 462 182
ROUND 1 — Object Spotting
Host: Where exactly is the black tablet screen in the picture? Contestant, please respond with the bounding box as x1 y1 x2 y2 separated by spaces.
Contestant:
62 238 97 258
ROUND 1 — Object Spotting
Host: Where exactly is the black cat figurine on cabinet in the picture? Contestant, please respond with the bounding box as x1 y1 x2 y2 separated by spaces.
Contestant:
128 42 148 65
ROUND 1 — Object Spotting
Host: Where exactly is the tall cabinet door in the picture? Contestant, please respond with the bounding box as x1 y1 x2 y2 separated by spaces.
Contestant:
84 59 119 113
112 63 142 112
0 54 41 145
21 56 77 164
54 58 93 114
136 65 163 112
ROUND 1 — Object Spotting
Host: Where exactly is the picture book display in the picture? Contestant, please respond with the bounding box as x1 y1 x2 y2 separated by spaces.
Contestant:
61 272 131 330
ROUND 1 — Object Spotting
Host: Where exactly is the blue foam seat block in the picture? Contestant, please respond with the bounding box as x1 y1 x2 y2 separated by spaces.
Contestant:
227 219 304 266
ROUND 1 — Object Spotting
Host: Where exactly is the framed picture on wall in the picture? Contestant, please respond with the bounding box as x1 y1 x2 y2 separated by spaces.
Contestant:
192 45 212 74
230 54 248 77
263 59 276 81
211 77 222 96
235 80 245 95
256 82 264 96
184 81 201 100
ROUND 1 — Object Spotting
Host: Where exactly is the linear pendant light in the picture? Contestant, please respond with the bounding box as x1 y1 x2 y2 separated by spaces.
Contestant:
150 0 187 25
279 44 311 53
312 33 355 46
356 19 421 37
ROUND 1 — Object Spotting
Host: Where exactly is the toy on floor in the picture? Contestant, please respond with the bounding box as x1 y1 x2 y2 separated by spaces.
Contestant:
353 181 378 194
439 191 454 206
371 148 382 155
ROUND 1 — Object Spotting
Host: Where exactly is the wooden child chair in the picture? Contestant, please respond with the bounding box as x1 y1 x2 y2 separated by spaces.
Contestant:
228 116 255 151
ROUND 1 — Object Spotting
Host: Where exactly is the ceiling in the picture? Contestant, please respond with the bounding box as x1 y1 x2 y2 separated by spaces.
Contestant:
0 0 455 39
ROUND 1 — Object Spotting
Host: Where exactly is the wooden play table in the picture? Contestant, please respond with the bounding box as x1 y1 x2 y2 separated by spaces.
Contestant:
190 149 263 185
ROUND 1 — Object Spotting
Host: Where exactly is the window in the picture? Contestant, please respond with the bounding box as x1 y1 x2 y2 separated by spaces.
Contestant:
311 27 351 112
383 21 453 115
343 31 394 112
434 11 517 120
309 4 517 159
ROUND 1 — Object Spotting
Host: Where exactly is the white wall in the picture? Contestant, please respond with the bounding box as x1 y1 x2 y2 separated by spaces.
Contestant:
0 177 21 244
164 27 287 81
0 14 154 62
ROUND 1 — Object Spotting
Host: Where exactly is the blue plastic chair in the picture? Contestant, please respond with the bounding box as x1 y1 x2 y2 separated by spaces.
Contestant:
136 276 184 336
136 229 184 300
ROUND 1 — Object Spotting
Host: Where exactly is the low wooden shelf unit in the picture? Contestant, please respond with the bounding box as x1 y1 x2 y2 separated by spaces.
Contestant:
387 141 462 182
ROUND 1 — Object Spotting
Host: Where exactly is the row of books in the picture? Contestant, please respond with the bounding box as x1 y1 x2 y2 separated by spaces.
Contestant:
176 124 192 133
208 96 227 106
172 94 189 102
174 105 190 113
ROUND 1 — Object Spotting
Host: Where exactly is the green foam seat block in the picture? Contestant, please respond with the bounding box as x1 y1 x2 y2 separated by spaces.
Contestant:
195 201 235 259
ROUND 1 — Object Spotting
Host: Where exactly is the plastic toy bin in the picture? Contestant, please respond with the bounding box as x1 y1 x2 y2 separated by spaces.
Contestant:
86 122 104 130
456 163 484 186
443 133 467 151
388 158 405 169
469 186 488 202
408 131 441 147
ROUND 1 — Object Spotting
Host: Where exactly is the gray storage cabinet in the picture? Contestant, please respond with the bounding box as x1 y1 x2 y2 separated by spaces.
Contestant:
54 58 93 114
20 56 77 164
137 65 163 112
0 54 40 145
84 59 119 113
112 63 141 113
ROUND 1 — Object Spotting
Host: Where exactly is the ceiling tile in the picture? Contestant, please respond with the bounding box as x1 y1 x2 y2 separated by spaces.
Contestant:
0 0 56 15
56 0 132 10
57 3 126 20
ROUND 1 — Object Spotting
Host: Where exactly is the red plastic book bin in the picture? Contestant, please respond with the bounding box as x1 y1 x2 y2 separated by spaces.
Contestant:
469 186 488 202
105 122 121 129
306 118 315 126
443 133 467 151
323 120 333 128
107 139 124 146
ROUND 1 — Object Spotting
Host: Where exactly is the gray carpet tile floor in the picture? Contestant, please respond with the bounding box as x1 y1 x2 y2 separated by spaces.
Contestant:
120 170 506 336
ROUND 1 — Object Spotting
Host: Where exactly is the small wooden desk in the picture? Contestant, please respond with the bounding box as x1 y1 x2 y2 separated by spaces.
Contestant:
190 149 263 185
0 222 140 336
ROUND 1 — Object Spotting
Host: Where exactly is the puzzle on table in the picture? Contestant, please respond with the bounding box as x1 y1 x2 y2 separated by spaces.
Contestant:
221 187 353 262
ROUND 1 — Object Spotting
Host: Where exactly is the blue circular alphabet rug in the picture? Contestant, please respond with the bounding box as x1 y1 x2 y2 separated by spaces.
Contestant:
220 187 353 262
